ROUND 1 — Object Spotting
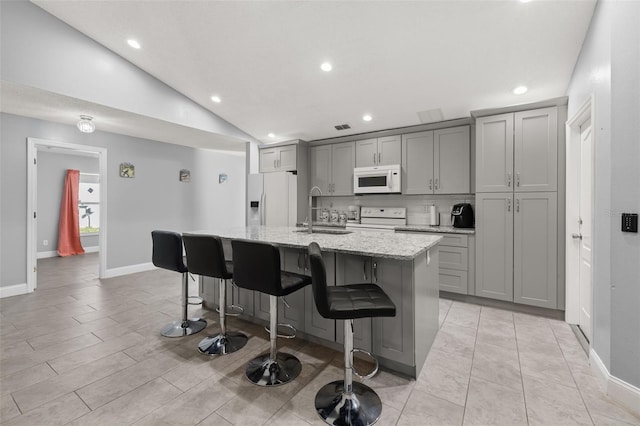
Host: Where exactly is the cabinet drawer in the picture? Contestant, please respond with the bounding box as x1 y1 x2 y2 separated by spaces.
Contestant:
439 246 468 271
440 234 468 247
439 269 468 295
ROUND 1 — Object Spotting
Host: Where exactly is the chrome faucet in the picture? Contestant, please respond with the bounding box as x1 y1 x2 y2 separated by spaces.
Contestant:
308 186 323 233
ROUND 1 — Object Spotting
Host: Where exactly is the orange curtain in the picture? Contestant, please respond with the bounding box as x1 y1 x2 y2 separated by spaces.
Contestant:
57 169 85 256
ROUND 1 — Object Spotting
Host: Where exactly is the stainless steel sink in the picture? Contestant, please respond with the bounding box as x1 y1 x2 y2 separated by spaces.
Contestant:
293 228 352 235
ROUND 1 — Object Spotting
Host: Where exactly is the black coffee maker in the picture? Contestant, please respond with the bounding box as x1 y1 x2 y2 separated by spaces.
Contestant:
451 203 474 228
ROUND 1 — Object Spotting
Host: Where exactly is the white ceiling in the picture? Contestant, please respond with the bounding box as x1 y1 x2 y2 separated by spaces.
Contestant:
26 0 595 146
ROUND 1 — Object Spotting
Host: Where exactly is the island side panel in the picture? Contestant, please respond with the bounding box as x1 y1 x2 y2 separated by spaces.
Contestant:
414 246 440 377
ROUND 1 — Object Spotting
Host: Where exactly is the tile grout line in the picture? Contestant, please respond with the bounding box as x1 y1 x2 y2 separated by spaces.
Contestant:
514 315 531 425
459 304 480 426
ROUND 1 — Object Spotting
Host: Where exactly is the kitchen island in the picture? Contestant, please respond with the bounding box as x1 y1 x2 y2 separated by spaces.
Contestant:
189 226 442 379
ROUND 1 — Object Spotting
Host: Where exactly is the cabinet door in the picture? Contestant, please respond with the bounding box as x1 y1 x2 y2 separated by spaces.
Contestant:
514 107 558 192
475 193 514 301
335 254 372 352
439 269 469 295
402 131 434 194
434 126 470 194
304 252 336 341
356 138 378 168
259 148 278 173
280 249 306 331
372 258 414 366
310 145 332 194
331 142 356 196
514 192 557 308
476 113 514 193
278 145 297 172
378 135 402 166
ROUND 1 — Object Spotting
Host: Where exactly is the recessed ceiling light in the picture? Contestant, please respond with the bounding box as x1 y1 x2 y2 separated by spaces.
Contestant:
520 0 532 3
210 95 221 103
513 86 528 95
362 115 372 122
77 115 95 133
268 133 275 138
321 62 332 72
127 39 141 49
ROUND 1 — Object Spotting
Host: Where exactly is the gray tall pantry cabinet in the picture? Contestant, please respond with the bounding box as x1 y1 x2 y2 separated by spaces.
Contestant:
475 106 562 309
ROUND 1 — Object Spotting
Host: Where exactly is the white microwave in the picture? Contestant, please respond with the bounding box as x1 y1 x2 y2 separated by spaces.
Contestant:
353 164 401 194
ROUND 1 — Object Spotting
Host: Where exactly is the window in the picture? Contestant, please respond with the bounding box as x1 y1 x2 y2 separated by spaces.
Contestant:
78 174 100 235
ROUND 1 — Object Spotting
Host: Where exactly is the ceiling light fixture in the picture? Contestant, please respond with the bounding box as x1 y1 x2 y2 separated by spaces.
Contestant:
362 115 372 122
321 62 332 72
268 133 275 138
211 95 221 103
513 86 528 95
127 39 141 49
77 115 95 133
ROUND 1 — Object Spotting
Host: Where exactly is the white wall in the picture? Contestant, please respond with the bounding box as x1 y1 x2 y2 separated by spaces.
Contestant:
566 0 640 388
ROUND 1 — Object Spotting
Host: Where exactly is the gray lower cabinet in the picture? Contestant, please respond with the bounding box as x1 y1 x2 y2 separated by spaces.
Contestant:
513 192 557 308
335 254 373 352
371 257 414 366
279 249 307 331
475 193 514 301
438 234 471 295
304 252 336 341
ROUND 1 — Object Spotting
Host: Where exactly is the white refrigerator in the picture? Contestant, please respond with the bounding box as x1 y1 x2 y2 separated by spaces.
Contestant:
247 172 301 227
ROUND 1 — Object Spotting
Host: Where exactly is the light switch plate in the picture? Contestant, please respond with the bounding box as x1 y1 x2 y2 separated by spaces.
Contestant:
622 213 638 233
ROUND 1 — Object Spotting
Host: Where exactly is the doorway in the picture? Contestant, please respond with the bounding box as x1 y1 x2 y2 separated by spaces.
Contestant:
27 138 108 293
565 95 595 344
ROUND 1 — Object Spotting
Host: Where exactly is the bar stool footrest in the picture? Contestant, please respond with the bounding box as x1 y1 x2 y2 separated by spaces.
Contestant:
187 296 203 306
315 380 382 426
264 323 296 339
351 348 379 380
215 304 244 317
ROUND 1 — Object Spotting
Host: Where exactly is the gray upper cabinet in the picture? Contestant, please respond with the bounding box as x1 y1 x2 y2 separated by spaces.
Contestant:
402 131 434 194
475 113 514 193
475 192 514 302
513 192 557 308
310 142 355 196
476 107 557 193
356 135 401 168
434 126 470 194
402 126 470 195
259 144 297 173
514 108 558 192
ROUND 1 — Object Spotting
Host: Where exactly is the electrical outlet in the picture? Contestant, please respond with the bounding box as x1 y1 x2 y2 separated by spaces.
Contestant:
43 239 48 246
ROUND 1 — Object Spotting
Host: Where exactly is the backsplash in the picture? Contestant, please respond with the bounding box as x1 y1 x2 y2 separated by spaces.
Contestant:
316 194 475 226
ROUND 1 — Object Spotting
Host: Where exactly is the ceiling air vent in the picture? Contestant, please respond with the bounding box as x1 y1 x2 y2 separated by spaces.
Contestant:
334 124 351 131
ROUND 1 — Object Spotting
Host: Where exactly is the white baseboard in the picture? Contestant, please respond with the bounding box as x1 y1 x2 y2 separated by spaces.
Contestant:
0 283 30 298
590 348 640 418
103 262 156 279
37 247 99 259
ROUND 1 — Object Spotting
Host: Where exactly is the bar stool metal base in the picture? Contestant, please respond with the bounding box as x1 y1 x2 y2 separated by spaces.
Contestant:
161 318 207 338
198 331 248 356
315 381 382 426
245 352 302 386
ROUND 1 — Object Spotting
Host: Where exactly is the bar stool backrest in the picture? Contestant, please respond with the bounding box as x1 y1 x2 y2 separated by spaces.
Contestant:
151 230 187 273
182 234 231 279
307 242 331 318
232 239 282 295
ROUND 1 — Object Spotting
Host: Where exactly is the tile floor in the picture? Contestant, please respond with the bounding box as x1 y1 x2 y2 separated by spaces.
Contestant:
1 253 639 425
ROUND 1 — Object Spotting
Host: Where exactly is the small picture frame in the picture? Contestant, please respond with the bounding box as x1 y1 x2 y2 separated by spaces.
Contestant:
119 162 134 178
179 169 190 182
218 173 228 184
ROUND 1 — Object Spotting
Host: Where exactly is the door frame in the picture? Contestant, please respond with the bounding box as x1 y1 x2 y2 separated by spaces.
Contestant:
27 138 108 293
565 95 594 327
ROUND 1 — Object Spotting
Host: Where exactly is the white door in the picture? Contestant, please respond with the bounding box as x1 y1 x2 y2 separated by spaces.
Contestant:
578 121 593 341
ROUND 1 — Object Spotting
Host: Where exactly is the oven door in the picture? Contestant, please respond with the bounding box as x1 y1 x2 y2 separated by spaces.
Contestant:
354 168 394 194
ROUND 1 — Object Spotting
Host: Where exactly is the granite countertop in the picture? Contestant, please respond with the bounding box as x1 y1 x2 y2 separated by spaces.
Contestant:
186 226 442 260
394 225 476 235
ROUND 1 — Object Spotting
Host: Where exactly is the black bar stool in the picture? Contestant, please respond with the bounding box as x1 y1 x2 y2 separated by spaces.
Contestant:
308 242 396 426
151 230 207 337
182 234 248 355
231 239 311 386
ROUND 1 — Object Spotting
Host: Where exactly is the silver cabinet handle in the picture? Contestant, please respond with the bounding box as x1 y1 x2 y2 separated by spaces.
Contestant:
373 261 378 283
378 152 381 164
429 178 433 190
572 233 583 240
363 261 368 281
507 199 511 212
373 152 376 165
274 159 276 169
516 199 520 212
435 178 439 190
507 172 512 187
297 252 303 270
516 173 520 187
